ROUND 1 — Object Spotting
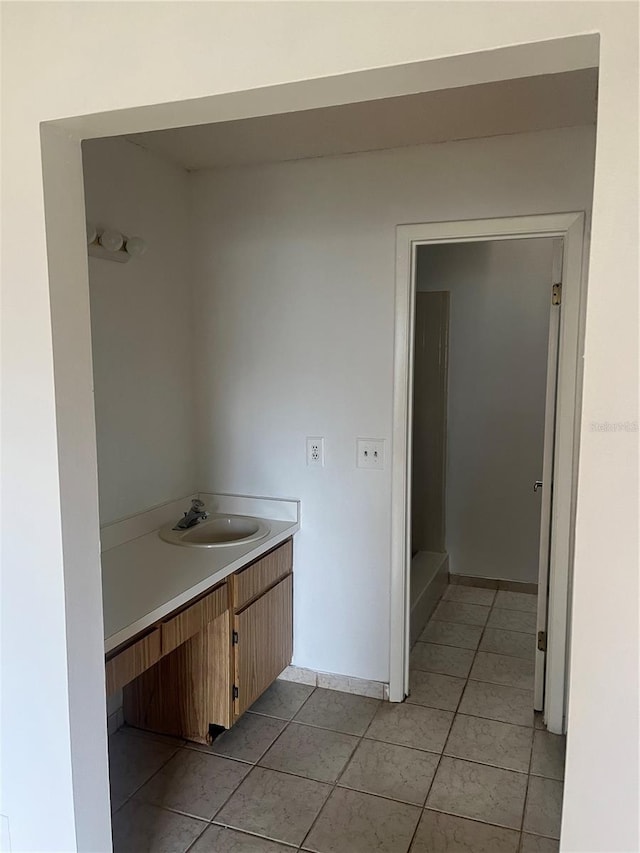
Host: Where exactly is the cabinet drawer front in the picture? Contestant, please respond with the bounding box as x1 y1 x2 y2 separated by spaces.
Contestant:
234 573 293 716
161 582 227 655
232 539 292 610
105 629 161 695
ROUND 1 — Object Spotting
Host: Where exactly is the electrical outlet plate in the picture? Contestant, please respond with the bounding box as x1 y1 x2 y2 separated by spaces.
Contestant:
306 436 324 467
357 438 385 469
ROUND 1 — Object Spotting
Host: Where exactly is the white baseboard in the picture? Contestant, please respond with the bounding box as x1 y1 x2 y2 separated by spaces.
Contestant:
279 665 387 700
107 706 124 735
277 665 318 686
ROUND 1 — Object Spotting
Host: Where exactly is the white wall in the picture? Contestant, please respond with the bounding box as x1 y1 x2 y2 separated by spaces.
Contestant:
83 138 195 525
190 127 594 682
417 239 554 583
1 5 637 852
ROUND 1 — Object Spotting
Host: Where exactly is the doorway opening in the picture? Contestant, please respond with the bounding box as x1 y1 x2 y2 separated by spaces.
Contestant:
390 214 586 738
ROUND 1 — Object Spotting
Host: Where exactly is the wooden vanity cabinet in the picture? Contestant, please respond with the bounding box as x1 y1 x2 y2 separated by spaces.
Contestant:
120 538 293 743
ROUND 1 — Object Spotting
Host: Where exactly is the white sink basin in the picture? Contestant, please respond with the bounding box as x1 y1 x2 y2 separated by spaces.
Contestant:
159 514 271 548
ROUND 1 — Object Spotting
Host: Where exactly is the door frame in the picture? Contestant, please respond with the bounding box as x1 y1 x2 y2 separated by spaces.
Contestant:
389 212 587 735
534 239 563 711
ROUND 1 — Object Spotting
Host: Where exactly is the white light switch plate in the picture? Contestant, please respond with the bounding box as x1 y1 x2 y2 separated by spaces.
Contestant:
357 438 385 469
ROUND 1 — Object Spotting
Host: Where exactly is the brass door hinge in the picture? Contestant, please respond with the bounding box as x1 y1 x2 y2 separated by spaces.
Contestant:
552 283 562 306
537 630 547 652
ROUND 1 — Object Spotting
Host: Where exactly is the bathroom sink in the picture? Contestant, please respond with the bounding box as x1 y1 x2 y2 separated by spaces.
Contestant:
159 514 270 548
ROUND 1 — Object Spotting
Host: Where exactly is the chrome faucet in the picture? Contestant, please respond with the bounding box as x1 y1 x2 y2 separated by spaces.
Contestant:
173 498 209 530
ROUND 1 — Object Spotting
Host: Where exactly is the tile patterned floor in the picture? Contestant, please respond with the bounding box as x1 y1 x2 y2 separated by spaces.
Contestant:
110 585 566 852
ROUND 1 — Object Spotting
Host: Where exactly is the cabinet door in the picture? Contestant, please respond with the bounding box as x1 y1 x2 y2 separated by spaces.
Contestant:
234 574 293 717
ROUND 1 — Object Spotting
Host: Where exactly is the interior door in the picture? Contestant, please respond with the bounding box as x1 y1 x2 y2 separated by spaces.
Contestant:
534 238 563 713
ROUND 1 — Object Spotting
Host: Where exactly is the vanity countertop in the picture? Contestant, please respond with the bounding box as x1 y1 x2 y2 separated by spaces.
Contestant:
102 493 300 653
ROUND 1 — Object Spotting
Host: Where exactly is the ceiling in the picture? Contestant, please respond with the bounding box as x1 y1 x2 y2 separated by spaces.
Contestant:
125 68 597 172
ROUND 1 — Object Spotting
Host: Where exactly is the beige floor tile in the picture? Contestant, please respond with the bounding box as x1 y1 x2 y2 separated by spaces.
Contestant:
406 669 466 712
293 687 380 735
444 714 533 772
534 712 546 730
427 756 527 830
215 766 331 847
259 722 358 782
249 681 314 720
111 800 206 853
520 833 560 853
410 642 475 678
365 702 453 753
135 749 250 820
432 601 491 626
470 652 535 690
303 787 420 853
487 608 537 634
523 777 564 839
410 810 520 853
494 591 538 613
191 713 286 763
443 585 497 606
530 730 566 780
458 680 535 727
109 730 179 810
479 628 536 660
190 825 295 852
338 738 439 805
419 620 483 650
